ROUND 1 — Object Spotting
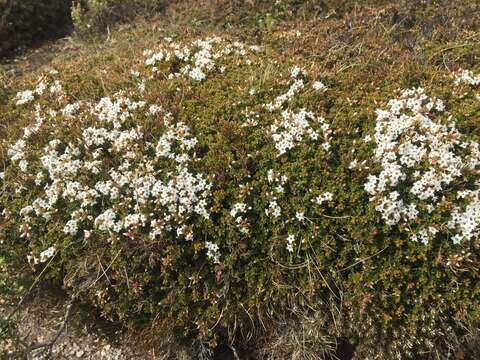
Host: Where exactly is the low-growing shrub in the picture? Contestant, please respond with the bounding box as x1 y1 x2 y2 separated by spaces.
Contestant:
71 0 167 35
1 5 480 357
0 0 72 58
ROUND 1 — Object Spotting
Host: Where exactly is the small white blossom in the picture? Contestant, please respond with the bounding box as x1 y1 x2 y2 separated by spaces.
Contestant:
15 90 35 105
365 87 480 243
63 219 79 236
290 66 303 78
205 241 220 263
315 192 333 205
313 81 327 91
454 69 480 87
295 212 305 222
286 234 295 253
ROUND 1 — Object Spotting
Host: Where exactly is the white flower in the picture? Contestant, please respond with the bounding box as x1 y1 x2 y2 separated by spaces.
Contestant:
313 81 327 91
454 69 480 87
266 78 305 111
49 80 64 95
19 160 28 172
295 212 305 222
349 159 358 169
315 192 333 205
38 246 56 263
8 139 26 162
267 200 281 218
149 104 162 115
61 102 81 118
95 209 120 232
286 234 295 253
205 241 220 263
63 219 79 236
189 67 206 81
15 90 35 105
270 109 330 156
290 66 303 78
365 87 480 243
144 37 256 83
230 202 247 218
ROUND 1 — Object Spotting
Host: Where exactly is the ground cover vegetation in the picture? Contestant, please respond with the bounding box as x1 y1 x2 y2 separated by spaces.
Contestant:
0 0 73 58
0 0 480 359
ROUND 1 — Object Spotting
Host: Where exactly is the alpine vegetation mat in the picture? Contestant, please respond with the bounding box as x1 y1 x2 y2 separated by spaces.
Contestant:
1 2 480 358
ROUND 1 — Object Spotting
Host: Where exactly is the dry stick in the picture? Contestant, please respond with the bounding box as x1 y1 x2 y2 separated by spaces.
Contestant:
321 213 351 219
88 249 122 289
227 343 241 360
97 254 112 286
428 43 474 61
337 246 387 273
208 307 225 332
26 293 77 357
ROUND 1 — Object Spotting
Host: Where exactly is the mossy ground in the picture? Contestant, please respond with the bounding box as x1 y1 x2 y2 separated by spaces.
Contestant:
1 1 479 359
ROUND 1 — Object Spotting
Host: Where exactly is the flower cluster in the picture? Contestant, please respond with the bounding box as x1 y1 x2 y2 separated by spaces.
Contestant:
286 234 295 253
454 69 480 87
10 87 216 263
14 74 65 106
447 188 480 243
27 246 56 265
15 90 35 106
205 241 221 263
230 202 251 234
271 108 331 155
266 66 331 156
266 66 306 112
8 102 51 173
365 87 480 244
264 169 289 221
314 192 333 206
143 36 260 82
312 81 327 92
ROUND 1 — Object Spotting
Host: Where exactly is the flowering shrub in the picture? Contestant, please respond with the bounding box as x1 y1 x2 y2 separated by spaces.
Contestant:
0 0 72 58
1 25 480 358
364 87 480 243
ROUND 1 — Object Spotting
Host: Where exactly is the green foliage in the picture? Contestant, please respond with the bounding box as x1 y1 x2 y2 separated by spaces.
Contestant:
71 0 167 35
0 0 72 58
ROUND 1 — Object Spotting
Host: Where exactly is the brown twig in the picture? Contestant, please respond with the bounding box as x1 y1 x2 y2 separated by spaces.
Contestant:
25 293 77 359
227 343 241 360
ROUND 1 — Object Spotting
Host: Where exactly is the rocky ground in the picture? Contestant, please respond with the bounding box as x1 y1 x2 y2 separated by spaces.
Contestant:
2 292 128 359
